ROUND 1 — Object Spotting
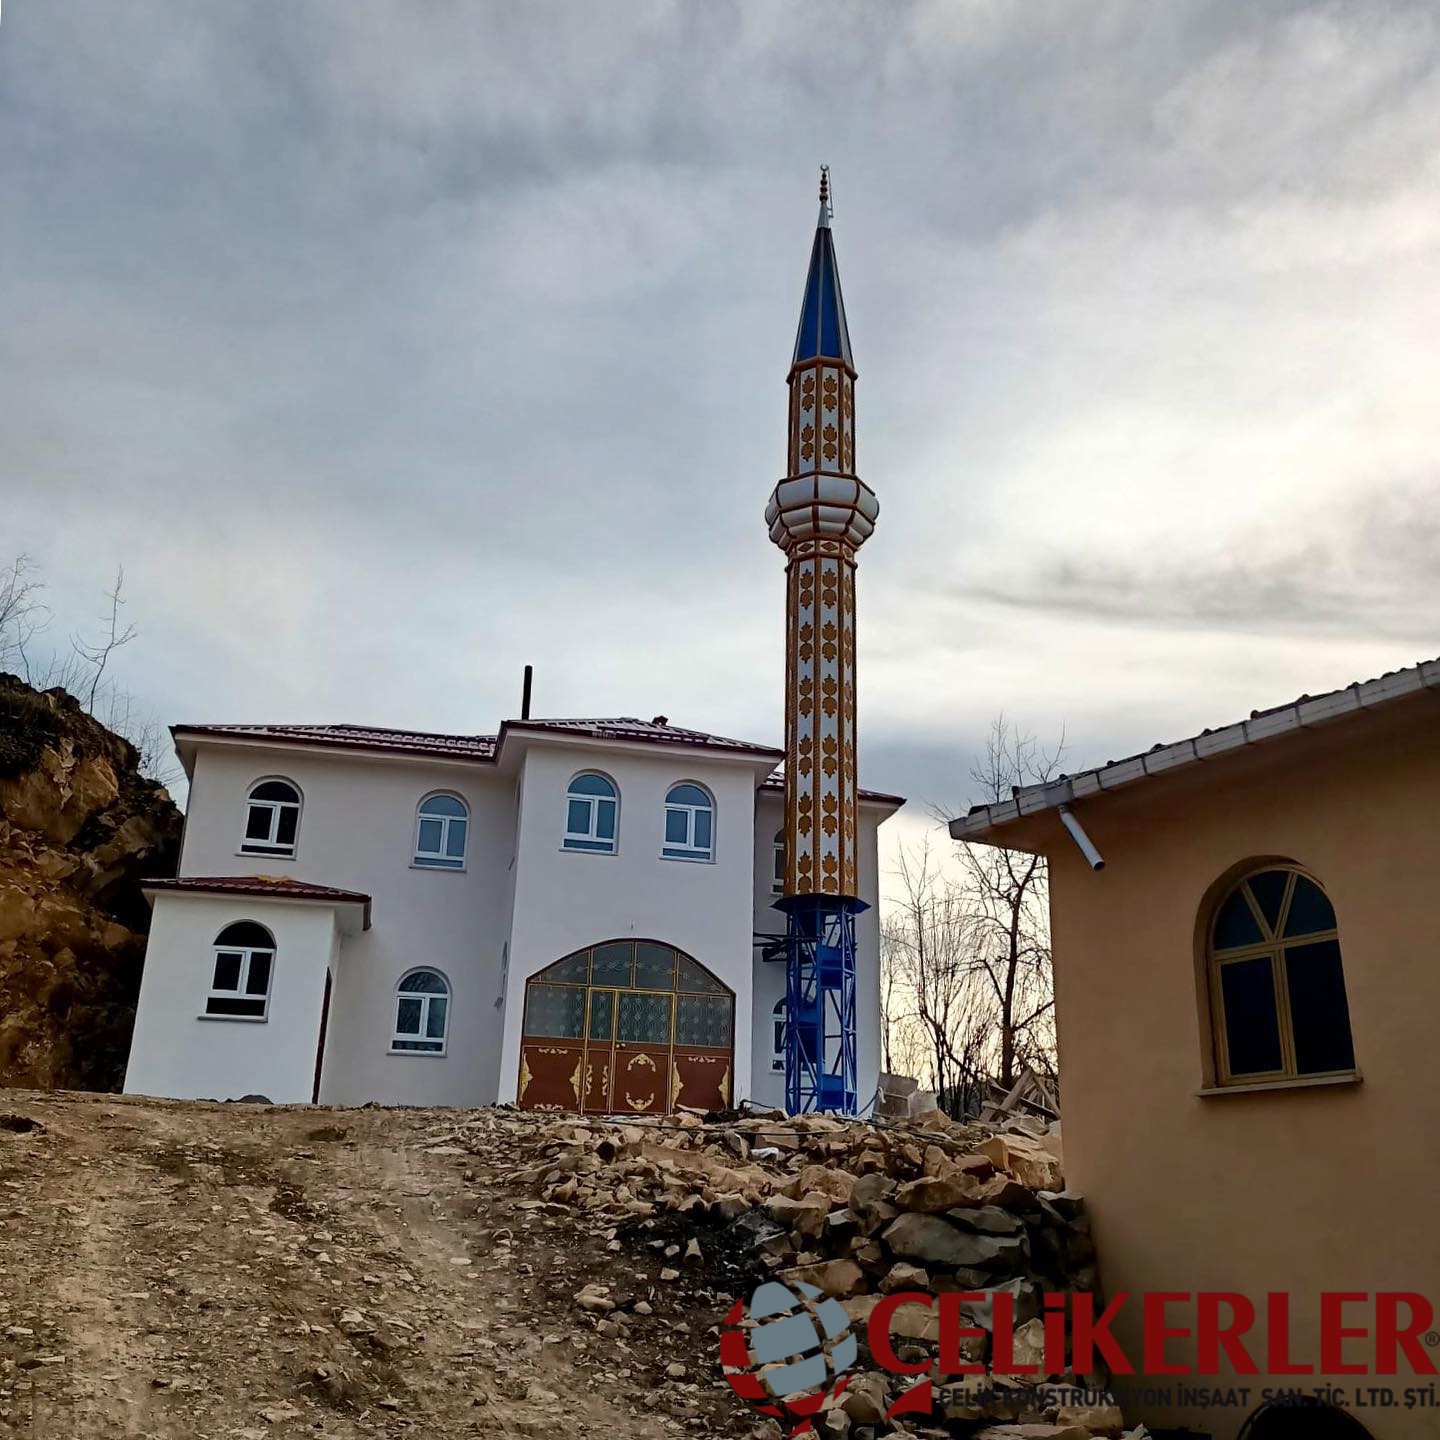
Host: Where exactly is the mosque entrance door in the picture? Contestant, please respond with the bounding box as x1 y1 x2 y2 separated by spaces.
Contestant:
518 940 734 1115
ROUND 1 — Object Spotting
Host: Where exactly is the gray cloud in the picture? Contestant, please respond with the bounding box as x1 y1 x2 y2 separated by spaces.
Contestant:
4 0 1440 861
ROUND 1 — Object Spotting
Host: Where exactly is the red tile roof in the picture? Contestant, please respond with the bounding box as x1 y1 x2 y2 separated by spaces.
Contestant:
172 718 905 806
143 875 372 929
174 717 784 762
173 722 498 762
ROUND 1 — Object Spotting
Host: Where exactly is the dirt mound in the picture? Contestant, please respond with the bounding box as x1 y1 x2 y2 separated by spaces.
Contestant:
0 675 181 1090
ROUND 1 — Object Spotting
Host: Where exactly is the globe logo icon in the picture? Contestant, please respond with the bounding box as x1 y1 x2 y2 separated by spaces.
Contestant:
719 1279 857 1434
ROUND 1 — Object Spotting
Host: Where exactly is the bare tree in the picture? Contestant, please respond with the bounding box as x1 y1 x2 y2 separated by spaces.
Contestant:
73 567 138 711
882 836 996 1118
0 554 49 678
952 717 1061 1091
881 717 1063 1117
0 555 177 788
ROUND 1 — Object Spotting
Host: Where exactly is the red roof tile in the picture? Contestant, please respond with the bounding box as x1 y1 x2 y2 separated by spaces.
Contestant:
143 875 372 928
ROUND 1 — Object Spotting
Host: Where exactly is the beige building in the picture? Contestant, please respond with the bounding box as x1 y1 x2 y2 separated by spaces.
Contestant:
950 659 1440 1440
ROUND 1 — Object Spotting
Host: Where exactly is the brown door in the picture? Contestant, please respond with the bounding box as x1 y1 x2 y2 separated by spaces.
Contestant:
519 942 733 1117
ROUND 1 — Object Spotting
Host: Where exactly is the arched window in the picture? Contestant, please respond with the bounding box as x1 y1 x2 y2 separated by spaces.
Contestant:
564 773 618 853
662 783 714 861
206 921 275 1019
392 968 449 1054
771 998 787 1072
1208 865 1355 1085
413 792 469 869
241 778 301 857
772 829 785 894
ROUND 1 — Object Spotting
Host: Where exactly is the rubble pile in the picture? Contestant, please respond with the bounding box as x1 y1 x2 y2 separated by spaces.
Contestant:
460 1106 1147 1440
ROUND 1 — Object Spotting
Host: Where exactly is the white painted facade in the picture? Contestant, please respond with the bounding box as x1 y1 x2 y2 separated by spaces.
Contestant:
124 721 901 1111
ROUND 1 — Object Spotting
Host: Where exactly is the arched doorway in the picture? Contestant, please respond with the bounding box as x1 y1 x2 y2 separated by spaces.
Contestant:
1238 1397 1373 1440
518 940 735 1115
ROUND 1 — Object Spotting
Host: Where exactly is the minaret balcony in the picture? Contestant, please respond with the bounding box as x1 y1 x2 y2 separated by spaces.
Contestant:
765 474 879 550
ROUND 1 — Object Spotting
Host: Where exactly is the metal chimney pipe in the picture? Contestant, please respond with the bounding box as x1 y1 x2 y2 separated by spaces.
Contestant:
521 665 533 721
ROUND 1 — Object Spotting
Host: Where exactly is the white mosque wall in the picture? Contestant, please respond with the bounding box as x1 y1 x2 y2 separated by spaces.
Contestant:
124 892 337 1104
162 742 516 1107
494 739 763 1107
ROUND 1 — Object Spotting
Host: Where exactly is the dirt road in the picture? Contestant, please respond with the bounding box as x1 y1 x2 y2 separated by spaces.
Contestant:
0 1091 741 1439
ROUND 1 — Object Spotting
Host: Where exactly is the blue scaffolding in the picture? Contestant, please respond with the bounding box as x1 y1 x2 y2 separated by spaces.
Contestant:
775 895 865 1114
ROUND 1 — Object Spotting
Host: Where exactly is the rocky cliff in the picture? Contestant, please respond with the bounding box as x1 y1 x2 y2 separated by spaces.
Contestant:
0 675 181 1090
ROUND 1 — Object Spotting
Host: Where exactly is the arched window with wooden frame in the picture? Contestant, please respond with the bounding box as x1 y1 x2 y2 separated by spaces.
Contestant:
518 940 733 1115
1207 865 1356 1086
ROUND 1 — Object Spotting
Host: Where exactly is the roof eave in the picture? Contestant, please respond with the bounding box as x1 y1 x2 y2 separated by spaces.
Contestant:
949 656 1440 847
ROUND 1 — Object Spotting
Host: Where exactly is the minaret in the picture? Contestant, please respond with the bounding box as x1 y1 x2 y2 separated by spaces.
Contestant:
766 169 878 1114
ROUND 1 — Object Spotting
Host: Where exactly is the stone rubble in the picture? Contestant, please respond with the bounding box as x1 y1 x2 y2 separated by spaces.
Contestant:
445 1104 1153 1440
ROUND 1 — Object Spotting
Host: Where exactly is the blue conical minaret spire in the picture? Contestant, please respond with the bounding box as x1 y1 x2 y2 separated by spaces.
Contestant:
792 166 854 370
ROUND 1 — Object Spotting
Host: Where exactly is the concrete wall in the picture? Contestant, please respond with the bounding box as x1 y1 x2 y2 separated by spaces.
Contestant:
124 892 335 1104
495 740 762 1105
170 742 515 1106
1040 694 1440 1440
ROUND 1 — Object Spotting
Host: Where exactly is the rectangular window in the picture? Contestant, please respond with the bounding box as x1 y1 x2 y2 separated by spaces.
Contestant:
1219 956 1283 1077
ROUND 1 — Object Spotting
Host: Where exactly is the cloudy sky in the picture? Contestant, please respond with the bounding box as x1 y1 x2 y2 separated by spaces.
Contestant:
5 0 1440 844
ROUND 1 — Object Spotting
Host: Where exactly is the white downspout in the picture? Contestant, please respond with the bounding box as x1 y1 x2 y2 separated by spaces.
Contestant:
1057 805 1105 872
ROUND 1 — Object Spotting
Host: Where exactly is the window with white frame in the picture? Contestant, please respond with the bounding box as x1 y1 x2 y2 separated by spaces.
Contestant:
413 792 468 869
241 779 301 856
772 829 785 894
206 921 275 1019
662 783 714 861
771 998 787 1072
563 773 618 853
392 968 449 1053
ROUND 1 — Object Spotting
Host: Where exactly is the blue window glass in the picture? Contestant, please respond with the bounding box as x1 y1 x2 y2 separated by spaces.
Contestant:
425 996 448 1039
414 793 468 869
565 775 618 853
393 970 449 1053
571 774 616 799
662 783 713 861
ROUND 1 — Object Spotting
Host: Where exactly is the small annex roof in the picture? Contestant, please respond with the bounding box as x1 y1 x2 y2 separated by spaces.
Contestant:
950 656 1440 843
142 875 373 930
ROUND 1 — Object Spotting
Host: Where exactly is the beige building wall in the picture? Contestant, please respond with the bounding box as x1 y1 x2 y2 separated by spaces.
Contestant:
1022 693 1440 1440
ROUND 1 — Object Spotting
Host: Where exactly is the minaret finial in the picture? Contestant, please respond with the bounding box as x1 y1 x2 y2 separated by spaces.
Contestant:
818 165 831 228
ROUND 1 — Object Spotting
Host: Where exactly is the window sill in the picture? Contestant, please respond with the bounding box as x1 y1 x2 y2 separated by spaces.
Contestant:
236 850 296 862
388 1047 447 1058
198 1013 269 1024
661 853 714 864
559 845 618 857
409 862 467 874
1197 1071 1362 1099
